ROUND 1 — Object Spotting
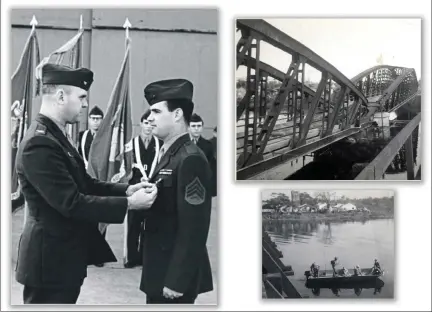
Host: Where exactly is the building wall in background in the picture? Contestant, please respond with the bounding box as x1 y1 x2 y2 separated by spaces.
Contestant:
11 8 218 138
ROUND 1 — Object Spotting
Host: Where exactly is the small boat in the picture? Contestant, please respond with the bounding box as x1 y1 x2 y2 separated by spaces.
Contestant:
304 268 384 287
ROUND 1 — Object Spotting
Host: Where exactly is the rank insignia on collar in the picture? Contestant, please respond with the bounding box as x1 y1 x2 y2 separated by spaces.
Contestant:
185 177 205 205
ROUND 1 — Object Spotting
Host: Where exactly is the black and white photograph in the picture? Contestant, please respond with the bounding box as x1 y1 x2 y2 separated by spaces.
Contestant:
9 8 218 305
262 189 395 299
236 18 421 181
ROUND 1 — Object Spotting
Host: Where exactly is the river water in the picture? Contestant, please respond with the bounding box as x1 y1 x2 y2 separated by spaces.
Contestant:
263 218 395 298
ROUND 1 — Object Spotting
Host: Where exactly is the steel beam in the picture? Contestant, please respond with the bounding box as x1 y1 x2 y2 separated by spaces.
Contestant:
236 35 253 69
237 19 367 104
378 68 414 105
324 86 348 136
405 133 415 180
296 72 328 146
240 56 319 100
389 92 418 113
237 127 362 180
253 59 301 156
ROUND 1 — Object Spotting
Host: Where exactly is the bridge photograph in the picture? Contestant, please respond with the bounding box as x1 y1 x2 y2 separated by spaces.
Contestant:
236 18 421 180
262 189 394 299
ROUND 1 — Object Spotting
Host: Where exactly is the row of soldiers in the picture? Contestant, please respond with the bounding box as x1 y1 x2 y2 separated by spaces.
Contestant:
79 106 217 268
310 257 382 277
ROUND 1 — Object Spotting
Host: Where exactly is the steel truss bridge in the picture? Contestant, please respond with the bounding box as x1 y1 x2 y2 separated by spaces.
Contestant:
236 19 421 180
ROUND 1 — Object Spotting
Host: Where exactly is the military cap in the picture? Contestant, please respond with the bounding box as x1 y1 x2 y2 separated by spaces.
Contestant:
89 106 104 118
190 113 203 123
144 79 194 106
42 63 94 91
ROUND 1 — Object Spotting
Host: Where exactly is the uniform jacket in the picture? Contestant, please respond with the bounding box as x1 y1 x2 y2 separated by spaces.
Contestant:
15 114 129 288
140 134 213 297
196 136 217 197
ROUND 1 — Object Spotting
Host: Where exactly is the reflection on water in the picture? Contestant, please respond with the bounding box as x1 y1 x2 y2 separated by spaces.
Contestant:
264 219 394 298
307 278 385 298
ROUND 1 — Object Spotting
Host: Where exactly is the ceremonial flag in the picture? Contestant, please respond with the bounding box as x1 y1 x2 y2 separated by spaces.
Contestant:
87 38 133 240
11 27 40 213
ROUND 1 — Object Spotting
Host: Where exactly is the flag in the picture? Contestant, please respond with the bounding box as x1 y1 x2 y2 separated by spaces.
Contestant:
87 38 133 239
11 27 40 213
87 38 133 185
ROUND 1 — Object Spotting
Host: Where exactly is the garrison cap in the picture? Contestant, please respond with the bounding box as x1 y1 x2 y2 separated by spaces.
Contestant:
42 63 94 91
144 79 194 106
89 106 104 118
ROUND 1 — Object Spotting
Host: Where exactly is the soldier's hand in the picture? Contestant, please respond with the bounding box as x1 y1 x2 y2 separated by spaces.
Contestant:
127 187 157 210
126 181 155 196
162 286 183 299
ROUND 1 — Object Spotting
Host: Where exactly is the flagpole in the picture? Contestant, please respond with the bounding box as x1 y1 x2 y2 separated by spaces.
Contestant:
122 17 131 264
23 15 38 226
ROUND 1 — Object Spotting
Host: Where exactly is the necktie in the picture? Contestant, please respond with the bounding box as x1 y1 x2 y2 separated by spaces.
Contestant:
158 147 165 163
66 133 77 150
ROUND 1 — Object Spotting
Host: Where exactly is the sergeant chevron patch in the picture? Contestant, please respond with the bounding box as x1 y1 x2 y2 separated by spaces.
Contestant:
185 177 206 205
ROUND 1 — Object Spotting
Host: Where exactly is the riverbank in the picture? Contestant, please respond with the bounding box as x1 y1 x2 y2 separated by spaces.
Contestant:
263 212 393 223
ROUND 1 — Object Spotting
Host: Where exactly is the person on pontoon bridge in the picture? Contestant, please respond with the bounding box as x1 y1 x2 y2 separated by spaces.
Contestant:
371 259 382 275
310 262 319 278
340 267 350 276
330 257 339 276
353 265 363 276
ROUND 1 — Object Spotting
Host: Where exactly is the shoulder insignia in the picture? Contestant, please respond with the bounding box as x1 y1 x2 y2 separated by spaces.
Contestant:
185 177 206 205
35 124 47 135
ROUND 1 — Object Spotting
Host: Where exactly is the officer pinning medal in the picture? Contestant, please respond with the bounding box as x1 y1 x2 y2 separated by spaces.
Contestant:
14 63 158 304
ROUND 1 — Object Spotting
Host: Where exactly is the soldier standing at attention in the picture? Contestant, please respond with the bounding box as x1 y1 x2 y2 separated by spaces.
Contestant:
78 105 104 169
189 113 217 197
139 79 213 304
124 109 163 268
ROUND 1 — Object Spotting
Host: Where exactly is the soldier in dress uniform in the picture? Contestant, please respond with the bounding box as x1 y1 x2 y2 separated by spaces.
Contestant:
78 105 107 266
78 105 104 169
124 109 163 268
14 63 157 304
189 113 217 197
139 79 213 304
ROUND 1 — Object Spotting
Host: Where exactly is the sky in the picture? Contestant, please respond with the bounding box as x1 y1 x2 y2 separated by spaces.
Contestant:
261 190 395 201
236 18 421 82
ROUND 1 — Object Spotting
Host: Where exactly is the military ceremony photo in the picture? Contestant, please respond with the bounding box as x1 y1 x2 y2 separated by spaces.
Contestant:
9 8 218 305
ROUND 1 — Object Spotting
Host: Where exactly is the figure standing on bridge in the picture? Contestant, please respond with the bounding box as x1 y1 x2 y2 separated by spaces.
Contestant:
310 262 319 277
353 265 363 276
371 259 382 275
331 257 339 277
